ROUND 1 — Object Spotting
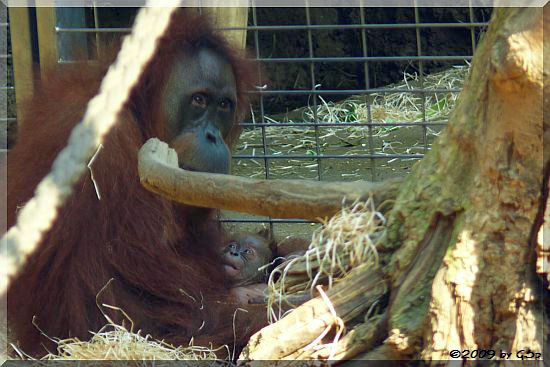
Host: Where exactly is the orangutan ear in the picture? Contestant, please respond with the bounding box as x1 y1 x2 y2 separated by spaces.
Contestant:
257 227 278 254
257 227 272 241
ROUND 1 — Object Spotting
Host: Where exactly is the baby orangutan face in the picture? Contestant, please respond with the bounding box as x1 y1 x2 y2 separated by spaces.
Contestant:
221 232 274 287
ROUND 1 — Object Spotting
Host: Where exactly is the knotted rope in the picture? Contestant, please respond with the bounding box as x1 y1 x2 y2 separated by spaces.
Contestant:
1 4 179 294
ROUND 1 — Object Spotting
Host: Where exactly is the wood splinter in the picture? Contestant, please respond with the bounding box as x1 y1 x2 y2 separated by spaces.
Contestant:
138 138 402 221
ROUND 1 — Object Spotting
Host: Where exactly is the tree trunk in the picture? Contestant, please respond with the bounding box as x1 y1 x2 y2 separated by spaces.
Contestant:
241 7 548 363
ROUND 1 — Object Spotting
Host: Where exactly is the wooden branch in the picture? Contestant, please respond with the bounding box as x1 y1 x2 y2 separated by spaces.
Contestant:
238 264 387 360
138 138 402 221
284 313 387 360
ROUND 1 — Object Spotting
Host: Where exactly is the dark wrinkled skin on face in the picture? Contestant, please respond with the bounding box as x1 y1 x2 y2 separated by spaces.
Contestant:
222 233 274 286
162 48 237 174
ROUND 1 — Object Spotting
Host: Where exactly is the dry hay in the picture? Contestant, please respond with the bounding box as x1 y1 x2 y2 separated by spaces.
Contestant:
10 308 225 362
308 64 469 126
235 65 469 179
11 327 221 362
266 196 386 323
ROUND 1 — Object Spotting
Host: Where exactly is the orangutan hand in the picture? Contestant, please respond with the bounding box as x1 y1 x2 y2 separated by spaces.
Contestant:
230 283 268 304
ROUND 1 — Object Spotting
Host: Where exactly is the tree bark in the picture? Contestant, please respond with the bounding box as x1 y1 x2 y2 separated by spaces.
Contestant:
240 7 548 363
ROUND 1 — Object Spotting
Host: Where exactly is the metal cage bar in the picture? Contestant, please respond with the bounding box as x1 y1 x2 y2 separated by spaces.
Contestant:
304 4 322 181
359 2 375 181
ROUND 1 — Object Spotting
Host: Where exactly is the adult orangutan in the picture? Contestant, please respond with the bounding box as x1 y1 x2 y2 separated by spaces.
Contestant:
6 9 266 357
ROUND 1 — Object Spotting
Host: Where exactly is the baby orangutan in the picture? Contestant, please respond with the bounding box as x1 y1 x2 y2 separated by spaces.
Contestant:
222 229 276 286
222 229 277 304
223 229 311 304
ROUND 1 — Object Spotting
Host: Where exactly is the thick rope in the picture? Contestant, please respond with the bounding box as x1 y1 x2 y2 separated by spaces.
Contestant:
0 4 179 295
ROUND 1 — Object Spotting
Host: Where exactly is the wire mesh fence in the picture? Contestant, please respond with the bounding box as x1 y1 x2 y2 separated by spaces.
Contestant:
232 6 489 233
4 5 491 235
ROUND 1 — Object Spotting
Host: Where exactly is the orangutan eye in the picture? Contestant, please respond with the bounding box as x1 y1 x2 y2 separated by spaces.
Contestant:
219 99 232 111
191 93 207 108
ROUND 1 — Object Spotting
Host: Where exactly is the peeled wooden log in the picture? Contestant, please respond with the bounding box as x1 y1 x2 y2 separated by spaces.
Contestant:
138 138 401 221
238 264 387 361
281 313 387 361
